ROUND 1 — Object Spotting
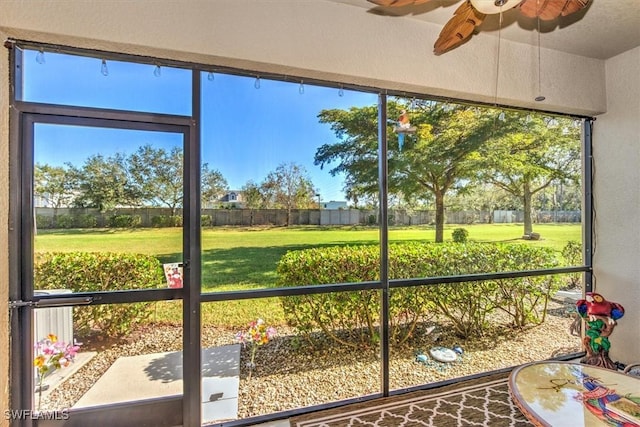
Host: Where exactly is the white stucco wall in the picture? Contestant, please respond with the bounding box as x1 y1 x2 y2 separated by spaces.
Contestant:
1 0 605 115
593 46 640 365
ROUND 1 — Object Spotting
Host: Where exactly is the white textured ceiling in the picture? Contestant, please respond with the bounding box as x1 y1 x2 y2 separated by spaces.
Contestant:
328 0 640 59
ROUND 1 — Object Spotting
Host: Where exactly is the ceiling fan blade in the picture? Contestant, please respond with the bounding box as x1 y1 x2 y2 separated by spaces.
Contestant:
561 0 590 16
367 0 433 6
519 0 583 20
434 0 485 55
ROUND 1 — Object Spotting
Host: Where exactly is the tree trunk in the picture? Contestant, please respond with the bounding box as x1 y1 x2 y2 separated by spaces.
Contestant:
523 182 533 235
435 191 445 243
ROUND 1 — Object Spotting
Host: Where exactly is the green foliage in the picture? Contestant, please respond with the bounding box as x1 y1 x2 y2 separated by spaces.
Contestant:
55 214 75 229
34 163 78 210
277 245 384 348
71 153 136 211
477 113 581 236
562 240 582 287
128 144 228 215
38 146 227 215
238 163 317 224
127 145 183 215
315 101 506 242
109 214 142 228
278 242 561 346
36 215 53 229
75 213 98 228
34 252 164 337
151 215 183 227
452 227 469 243
490 244 562 328
201 215 212 227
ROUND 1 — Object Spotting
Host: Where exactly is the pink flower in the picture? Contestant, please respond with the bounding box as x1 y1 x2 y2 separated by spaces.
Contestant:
234 319 276 348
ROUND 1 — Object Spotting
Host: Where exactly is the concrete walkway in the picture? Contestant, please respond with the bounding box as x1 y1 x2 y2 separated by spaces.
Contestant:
554 290 582 301
74 344 240 424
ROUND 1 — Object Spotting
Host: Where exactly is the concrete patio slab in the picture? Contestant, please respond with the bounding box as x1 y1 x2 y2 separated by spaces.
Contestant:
74 344 240 423
555 290 582 301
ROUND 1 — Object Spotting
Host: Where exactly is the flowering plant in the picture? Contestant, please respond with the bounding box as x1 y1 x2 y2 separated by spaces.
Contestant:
235 319 276 379
34 334 80 409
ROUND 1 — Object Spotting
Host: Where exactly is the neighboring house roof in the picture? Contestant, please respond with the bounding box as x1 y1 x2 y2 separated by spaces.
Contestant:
218 191 243 203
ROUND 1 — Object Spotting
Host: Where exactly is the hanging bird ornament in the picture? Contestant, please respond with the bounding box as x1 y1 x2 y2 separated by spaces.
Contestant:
394 109 416 151
576 292 625 370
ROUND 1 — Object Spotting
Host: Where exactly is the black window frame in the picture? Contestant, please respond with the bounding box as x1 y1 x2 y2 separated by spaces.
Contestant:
7 40 592 427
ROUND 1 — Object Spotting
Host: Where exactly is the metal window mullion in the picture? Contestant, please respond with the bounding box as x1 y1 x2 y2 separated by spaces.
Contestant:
583 118 594 292
182 70 202 426
378 94 390 396
18 114 36 419
13 100 192 127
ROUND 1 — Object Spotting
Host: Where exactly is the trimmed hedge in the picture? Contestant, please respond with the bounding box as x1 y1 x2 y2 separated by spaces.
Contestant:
201 215 213 227
109 214 142 228
36 215 53 229
151 215 183 227
34 252 164 337
277 242 561 347
55 214 75 229
452 227 469 243
76 213 98 228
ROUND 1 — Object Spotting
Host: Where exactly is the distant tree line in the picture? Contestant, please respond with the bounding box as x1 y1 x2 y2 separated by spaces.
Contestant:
35 145 319 227
35 101 582 240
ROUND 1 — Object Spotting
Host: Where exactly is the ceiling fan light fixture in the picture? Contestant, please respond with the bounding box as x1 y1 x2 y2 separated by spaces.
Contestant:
469 0 520 15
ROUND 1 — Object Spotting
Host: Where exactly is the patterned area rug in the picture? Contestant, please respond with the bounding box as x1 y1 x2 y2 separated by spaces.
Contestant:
289 373 533 427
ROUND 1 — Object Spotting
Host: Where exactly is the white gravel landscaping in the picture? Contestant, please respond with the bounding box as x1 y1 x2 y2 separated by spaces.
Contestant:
42 297 583 421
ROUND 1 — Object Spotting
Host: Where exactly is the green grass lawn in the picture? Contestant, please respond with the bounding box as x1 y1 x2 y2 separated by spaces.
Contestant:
35 223 582 327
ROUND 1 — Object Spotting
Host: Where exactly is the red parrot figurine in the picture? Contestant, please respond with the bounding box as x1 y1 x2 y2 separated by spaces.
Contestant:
576 292 625 324
576 292 625 370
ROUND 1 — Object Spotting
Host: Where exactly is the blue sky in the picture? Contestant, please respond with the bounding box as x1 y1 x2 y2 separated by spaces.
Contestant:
25 50 377 202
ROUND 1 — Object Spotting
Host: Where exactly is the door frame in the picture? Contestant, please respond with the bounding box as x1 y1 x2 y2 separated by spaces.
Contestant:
9 102 201 426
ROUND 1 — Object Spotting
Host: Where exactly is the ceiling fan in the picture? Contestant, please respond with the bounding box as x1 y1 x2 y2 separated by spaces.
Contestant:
367 0 591 55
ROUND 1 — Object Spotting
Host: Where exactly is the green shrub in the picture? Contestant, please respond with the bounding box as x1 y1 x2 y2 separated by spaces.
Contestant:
36 215 53 229
488 244 562 328
452 227 469 243
561 240 582 288
34 252 164 337
278 242 562 346
55 214 75 229
201 215 212 227
75 213 98 228
109 214 142 228
277 245 385 348
151 215 183 227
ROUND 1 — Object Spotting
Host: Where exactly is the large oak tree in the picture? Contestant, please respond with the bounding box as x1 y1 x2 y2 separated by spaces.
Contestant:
478 114 581 236
315 101 504 242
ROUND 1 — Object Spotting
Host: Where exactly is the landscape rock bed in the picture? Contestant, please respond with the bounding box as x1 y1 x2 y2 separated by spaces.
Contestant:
43 298 582 420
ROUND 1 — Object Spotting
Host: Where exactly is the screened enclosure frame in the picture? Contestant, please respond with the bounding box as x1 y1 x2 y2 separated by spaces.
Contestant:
7 39 593 427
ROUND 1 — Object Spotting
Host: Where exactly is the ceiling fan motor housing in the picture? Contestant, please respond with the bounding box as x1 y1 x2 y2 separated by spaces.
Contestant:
470 0 521 14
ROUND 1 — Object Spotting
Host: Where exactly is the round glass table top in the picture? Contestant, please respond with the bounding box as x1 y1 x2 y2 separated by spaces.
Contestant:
509 361 640 427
